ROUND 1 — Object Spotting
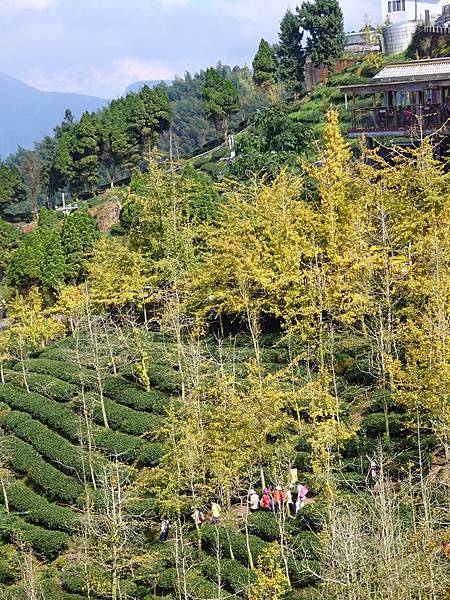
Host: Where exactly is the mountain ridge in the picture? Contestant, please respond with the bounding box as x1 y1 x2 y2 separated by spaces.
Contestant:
0 73 107 158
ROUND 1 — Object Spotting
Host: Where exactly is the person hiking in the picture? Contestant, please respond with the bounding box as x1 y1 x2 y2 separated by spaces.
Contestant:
285 486 295 516
192 508 204 527
160 517 169 542
272 485 284 513
260 490 271 511
296 483 309 513
248 489 260 513
211 502 221 524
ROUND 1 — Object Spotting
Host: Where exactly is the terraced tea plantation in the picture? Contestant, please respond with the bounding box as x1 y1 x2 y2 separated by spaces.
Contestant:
0 333 437 600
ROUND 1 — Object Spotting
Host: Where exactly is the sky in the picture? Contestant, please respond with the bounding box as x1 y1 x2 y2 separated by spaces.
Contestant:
1 0 380 98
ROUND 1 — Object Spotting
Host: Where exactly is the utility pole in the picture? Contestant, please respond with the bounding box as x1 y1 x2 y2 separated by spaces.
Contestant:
169 127 173 163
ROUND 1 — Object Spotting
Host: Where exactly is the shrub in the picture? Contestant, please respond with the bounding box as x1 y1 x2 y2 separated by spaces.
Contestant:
201 555 254 593
14 358 97 387
138 442 166 467
287 558 321 586
185 573 220 600
2 370 78 402
295 502 326 532
147 364 180 394
83 393 162 436
0 384 82 441
0 410 103 481
3 436 84 503
292 532 320 557
0 384 145 464
247 511 283 541
102 377 168 414
156 567 178 591
361 412 406 438
201 525 268 566
0 512 69 559
1 481 77 532
92 428 144 462
59 565 86 595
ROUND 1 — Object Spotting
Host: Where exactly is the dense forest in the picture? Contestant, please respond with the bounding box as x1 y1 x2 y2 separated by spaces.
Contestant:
0 1 449 599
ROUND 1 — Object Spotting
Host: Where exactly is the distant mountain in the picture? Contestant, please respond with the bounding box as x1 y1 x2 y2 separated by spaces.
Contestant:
0 73 107 158
125 80 172 94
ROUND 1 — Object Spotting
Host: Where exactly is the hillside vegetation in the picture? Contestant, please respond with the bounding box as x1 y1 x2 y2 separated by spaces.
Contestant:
0 108 448 599
0 2 449 599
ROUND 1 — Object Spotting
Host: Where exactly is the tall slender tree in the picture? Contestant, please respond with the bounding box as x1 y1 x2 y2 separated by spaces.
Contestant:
277 9 305 99
252 39 278 95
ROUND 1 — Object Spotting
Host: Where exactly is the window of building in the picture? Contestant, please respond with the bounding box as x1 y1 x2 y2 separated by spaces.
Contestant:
388 0 405 12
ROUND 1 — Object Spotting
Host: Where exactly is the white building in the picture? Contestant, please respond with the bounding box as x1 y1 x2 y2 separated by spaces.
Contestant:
381 0 443 24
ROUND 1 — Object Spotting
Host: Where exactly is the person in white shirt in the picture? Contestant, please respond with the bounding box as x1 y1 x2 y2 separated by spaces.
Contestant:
248 489 260 512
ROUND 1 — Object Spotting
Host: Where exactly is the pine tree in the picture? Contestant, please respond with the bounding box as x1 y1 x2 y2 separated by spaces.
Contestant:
277 10 305 99
297 0 346 67
253 39 278 94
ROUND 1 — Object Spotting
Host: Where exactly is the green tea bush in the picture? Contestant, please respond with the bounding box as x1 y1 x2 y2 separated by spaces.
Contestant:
292 532 320 557
247 511 282 541
0 513 69 559
14 359 97 387
0 384 82 440
287 558 321 586
1 481 77 532
361 412 406 438
84 394 162 436
137 442 166 467
59 565 86 595
102 377 168 414
155 567 178 591
0 384 146 464
92 428 144 462
2 370 78 402
186 573 220 600
201 525 267 566
147 364 180 394
295 502 326 532
4 436 83 503
0 410 102 480
201 555 254 593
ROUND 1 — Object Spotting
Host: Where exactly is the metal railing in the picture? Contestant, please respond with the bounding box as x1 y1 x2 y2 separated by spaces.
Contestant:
351 104 450 132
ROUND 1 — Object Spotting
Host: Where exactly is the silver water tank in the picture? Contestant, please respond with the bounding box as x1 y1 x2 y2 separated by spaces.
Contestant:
382 21 420 54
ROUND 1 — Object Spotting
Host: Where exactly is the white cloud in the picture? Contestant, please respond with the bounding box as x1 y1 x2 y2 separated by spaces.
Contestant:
2 0 59 10
26 57 174 98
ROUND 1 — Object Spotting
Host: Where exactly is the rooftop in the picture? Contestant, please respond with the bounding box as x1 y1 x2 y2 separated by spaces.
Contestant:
341 58 450 95
373 58 450 83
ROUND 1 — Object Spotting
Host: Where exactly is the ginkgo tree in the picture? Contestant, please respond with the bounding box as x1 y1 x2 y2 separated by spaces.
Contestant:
7 287 64 391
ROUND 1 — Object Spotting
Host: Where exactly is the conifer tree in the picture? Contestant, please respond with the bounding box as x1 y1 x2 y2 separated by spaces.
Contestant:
253 39 278 94
297 0 346 67
277 10 305 99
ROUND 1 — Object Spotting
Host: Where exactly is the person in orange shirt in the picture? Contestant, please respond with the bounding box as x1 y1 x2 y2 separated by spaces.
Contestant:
272 485 284 513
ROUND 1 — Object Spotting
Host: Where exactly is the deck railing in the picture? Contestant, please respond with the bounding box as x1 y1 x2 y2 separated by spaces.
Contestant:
351 104 450 132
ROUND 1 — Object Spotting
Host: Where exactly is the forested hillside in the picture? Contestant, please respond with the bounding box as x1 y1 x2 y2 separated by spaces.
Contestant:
0 1 449 599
